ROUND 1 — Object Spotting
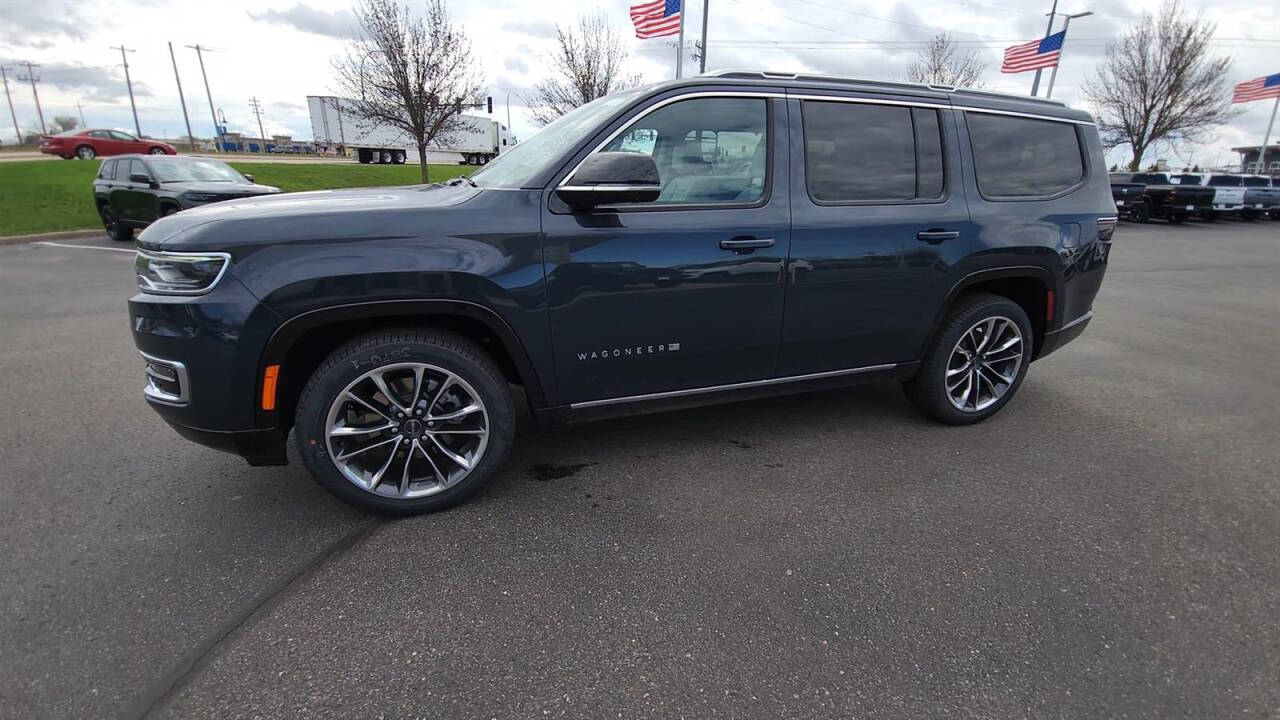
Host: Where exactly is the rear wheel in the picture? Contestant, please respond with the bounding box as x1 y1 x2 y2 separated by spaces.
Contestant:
1128 200 1150 223
98 205 132 242
380 151 392 164
76 145 96 160
295 330 516 515
1167 212 1185 224
392 150 406 164
904 293 1033 425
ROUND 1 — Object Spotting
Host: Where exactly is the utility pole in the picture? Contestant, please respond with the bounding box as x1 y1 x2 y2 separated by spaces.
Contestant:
187 44 224 152
1 66 20 144
1260 96 1279 175
18 62 45 135
1044 10 1092 100
110 45 141 136
1030 0 1059 96
249 96 267 153
168 42 195 150
74 101 86 128
698 0 710 74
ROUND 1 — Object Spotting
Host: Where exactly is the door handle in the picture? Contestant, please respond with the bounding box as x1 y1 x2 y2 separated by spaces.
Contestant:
916 229 959 244
720 237 775 252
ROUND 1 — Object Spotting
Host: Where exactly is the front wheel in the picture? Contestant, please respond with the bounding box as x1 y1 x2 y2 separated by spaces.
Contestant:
149 147 167 155
98 205 133 242
903 293 1033 425
295 330 515 515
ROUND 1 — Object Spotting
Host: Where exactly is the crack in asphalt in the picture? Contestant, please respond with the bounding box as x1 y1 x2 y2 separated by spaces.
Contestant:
121 519 382 720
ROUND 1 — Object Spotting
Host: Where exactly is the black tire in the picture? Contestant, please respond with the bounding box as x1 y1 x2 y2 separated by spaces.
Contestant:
294 329 516 516
903 293 1033 425
98 205 133 242
160 204 180 218
148 147 167 155
1128 200 1150 223
76 145 96 160
1200 211 1218 222
392 150 406 164
1167 212 1185 224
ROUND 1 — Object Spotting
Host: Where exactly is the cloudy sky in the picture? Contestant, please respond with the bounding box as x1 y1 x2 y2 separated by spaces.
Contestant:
2 0 1277 168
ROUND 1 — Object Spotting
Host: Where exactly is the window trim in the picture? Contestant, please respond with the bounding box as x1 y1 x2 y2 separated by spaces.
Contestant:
964 111 1089 203
799 100 950 207
553 91 779 214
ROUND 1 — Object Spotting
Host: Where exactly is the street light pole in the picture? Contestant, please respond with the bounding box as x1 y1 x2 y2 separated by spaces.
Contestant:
1045 10 1092 100
1030 0 1059 96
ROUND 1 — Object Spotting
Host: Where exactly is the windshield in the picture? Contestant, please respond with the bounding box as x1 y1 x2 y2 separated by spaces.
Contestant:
1173 174 1201 184
1242 176 1272 187
1208 175 1242 187
470 88 646 189
150 158 246 183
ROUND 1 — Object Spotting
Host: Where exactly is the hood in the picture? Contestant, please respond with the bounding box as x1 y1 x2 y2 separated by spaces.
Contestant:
137 182 483 250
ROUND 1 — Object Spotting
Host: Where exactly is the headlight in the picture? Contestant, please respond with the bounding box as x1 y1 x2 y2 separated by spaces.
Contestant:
183 192 222 203
135 250 231 295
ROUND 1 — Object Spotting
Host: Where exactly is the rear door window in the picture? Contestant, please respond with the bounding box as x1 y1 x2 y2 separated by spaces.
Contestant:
966 113 1084 198
1242 176 1271 188
801 101 945 203
97 160 116 180
1208 175 1242 187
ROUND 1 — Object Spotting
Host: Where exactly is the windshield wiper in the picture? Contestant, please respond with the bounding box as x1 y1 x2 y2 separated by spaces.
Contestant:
447 176 477 188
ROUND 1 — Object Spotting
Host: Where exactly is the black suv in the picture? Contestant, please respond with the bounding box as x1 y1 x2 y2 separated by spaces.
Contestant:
129 72 1115 515
95 155 280 241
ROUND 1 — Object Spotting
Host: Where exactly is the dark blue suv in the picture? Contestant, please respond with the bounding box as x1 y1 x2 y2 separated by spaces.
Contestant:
129 71 1115 514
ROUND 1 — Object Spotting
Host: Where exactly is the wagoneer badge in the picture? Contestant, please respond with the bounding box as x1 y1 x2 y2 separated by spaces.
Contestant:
578 343 681 361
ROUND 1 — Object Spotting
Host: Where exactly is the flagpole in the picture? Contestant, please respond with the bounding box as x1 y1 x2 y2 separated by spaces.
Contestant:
1259 96 1279 174
1031 0 1059 96
676 0 686 78
1045 11 1092 100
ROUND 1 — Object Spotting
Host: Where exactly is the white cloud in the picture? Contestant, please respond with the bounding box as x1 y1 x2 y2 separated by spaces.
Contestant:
0 0 1274 168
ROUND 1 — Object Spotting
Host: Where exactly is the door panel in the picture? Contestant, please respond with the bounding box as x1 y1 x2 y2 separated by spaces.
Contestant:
779 96 973 376
542 96 790 404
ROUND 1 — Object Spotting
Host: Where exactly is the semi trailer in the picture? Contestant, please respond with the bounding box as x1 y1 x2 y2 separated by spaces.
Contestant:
307 95 516 165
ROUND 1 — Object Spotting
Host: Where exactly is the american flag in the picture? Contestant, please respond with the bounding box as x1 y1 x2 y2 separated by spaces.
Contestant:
631 0 682 39
1001 31 1065 74
1232 74 1280 104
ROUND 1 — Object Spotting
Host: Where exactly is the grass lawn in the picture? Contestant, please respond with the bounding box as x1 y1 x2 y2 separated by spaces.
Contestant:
0 159 474 236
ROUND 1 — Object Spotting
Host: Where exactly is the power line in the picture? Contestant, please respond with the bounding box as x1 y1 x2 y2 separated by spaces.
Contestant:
1 66 20 142
16 62 45 135
248 96 267 152
109 45 141 136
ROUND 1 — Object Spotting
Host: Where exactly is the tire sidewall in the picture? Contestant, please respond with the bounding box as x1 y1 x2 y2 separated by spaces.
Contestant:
911 295 1034 425
295 335 515 515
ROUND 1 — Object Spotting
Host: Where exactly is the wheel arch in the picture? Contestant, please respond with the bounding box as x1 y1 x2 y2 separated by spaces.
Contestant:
921 266 1058 362
257 299 547 431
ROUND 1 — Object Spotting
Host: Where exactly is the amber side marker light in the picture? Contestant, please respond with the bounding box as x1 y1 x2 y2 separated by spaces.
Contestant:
261 365 280 411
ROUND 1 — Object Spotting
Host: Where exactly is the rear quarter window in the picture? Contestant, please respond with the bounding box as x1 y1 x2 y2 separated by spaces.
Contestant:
966 113 1084 198
97 160 116 180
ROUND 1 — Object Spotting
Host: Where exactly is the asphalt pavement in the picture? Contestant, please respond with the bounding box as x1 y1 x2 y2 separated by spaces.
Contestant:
1 221 1278 719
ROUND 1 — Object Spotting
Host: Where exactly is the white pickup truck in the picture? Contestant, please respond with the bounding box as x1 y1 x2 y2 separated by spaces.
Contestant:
1171 173 1246 221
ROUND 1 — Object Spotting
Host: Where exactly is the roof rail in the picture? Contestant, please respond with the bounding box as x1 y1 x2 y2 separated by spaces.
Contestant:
700 69 1067 106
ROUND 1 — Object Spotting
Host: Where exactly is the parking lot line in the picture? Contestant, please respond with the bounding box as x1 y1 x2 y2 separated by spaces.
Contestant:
35 241 136 254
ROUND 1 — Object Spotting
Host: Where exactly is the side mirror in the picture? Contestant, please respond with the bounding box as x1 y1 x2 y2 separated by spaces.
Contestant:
556 152 661 209
243 173 255 183
130 173 157 188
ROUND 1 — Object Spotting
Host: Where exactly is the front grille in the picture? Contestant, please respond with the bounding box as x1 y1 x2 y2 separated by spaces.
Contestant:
141 352 189 404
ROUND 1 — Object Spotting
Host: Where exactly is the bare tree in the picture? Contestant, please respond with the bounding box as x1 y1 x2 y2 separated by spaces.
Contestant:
1083 1 1236 171
522 10 643 127
334 0 481 183
906 33 986 88
52 116 78 133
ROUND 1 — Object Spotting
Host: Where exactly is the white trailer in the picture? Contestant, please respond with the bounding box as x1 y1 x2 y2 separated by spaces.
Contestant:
307 95 515 165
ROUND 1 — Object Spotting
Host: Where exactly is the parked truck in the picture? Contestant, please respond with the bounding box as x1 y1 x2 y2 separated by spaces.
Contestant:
307 95 515 165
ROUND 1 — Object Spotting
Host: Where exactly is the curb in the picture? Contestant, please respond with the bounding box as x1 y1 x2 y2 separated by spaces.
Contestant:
0 229 106 247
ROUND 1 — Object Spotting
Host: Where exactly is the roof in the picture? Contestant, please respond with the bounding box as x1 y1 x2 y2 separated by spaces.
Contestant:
649 70 1094 124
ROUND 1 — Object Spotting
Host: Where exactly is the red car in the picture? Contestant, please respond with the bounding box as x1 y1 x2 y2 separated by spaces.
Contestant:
40 129 176 160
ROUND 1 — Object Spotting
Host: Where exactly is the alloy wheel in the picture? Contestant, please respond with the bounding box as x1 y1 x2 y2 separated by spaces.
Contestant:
324 362 489 499
945 316 1024 412
77 145 96 160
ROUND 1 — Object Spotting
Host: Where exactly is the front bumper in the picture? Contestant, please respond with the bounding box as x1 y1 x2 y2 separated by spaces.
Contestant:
129 271 287 464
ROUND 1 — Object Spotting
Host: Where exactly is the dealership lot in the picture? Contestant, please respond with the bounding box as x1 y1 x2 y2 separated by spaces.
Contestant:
1 221 1278 718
